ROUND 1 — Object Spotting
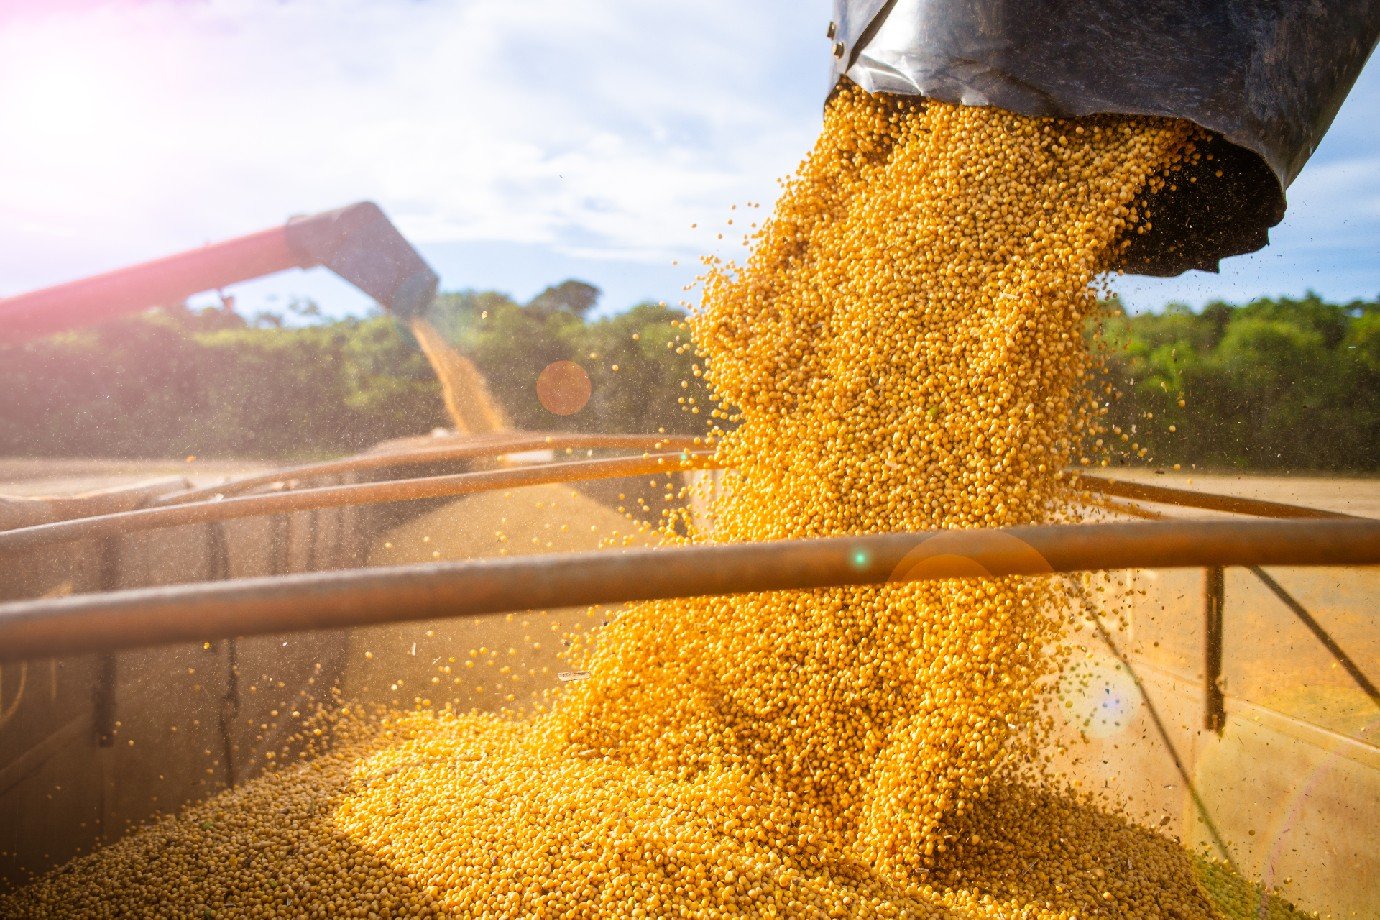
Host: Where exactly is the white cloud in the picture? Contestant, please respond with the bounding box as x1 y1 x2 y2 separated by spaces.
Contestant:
1 0 1374 314
0 0 828 296
1282 156 1380 238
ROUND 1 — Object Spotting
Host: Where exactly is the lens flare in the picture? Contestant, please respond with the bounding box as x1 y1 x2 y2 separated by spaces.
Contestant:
1059 654 1141 740
536 360 592 416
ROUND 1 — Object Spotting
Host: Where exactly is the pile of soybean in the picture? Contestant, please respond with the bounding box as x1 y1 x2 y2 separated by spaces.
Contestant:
5 85 1310 919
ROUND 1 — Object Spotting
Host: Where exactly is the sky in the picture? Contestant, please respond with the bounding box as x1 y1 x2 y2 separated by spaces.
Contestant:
0 0 1375 320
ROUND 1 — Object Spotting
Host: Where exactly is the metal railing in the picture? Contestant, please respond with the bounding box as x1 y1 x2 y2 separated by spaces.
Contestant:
1 435 1375 720
1 434 1376 885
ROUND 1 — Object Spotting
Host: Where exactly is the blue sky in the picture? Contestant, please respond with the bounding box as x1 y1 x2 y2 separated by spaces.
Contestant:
1 0 1375 320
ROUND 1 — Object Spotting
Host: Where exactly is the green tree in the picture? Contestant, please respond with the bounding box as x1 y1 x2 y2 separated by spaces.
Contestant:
2 290 1375 471
527 280 601 317
1096 294 1380 471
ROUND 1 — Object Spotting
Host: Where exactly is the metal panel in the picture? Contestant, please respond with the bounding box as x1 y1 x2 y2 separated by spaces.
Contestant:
830 0 1380 275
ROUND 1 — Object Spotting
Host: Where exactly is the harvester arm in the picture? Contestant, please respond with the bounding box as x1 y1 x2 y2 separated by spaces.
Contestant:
0 201 438 343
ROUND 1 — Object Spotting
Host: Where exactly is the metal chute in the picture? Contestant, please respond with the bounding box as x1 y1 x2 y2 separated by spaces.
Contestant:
829 0 1380 275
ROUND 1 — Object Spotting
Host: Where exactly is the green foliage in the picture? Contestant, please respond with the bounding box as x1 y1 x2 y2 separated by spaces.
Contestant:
0 282 708 460
0 305 444 459
525 280 601 317
1 286 1374 470
1098 293 1380 471
427 285 708 436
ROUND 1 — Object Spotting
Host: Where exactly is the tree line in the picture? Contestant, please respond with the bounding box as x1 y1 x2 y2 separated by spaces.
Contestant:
1098 293 1378 471
0 282 707 461
0 286 1374 471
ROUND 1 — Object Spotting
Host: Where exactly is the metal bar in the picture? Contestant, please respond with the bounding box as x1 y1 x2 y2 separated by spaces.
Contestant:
1203 566 1226 733
270 515 292 571
0 452 713 556
204 523 239 788
281 510 297 576
1088 497 1379 716
220 635 239 789
92 654 117 749
0 477 191 531
1079 473 1358 521
0 227 308 344
204 521 232 586
168 455 1358 521
92 536 122 747
305 508 320 573
1247 565 1380 709
162 433 704 505
0 451 1330 560
1 519 1376 662
1086 495 1167 521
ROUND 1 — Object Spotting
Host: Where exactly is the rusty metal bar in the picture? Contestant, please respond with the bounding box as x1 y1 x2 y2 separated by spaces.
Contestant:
1079 473 1358 520
1093 495 1378 721
0 519 1376 662
1247 565 1380 709
0 452 713 557
1203 566 1227 733
7 442 1341 543
173 454 1355 521
0 477 191 531
162 432 704 505
0 447 1360 568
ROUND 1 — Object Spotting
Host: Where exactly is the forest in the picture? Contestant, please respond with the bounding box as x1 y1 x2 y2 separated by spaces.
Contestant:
1 285 1375 471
